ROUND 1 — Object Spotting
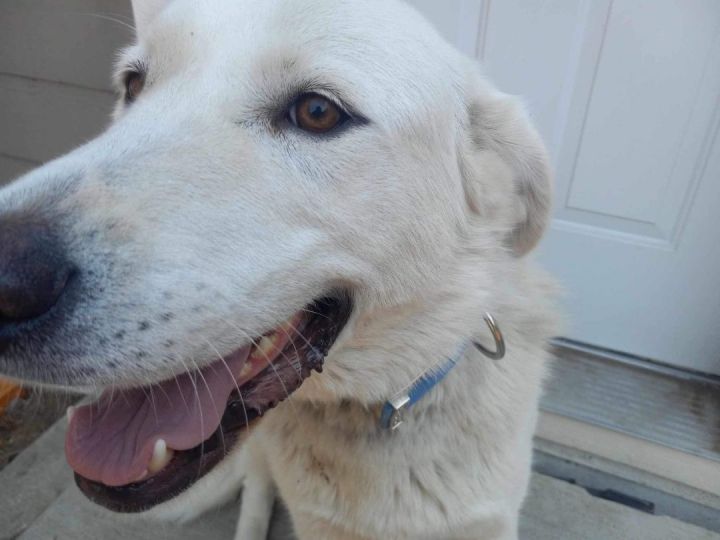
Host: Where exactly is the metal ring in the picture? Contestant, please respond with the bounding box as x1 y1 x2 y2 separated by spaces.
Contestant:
473 313 505 360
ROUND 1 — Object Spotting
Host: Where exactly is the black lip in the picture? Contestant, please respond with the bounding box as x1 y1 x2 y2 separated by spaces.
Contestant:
74 294 352 513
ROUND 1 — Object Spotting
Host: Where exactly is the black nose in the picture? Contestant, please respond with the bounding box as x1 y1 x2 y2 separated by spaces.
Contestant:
0 219 74 323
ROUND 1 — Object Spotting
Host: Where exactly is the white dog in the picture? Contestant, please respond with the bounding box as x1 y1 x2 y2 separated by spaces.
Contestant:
0 0 557 538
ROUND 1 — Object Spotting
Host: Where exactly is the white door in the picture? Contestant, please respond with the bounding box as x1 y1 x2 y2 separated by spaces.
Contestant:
411 0 720 374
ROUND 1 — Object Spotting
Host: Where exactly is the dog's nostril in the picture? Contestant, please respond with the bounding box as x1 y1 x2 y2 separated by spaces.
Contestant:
0 267 75 322
0 219 75 323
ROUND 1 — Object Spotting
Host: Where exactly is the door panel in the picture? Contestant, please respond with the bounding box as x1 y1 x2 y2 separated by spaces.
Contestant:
562 0 719 242
0 0 133 91
535 0 720 373
0 0 129 183
407 0 486 56
412 0 720 373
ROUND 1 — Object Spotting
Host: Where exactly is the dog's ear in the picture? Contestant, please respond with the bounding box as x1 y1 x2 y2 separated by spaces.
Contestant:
131 0 171 35
459 71 553 256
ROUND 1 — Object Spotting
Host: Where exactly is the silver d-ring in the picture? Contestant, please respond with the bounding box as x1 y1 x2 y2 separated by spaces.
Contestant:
473 313 505 360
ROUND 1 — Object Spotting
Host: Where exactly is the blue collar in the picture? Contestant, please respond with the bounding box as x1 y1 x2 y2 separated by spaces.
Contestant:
379 340 471 430
378 313 506 430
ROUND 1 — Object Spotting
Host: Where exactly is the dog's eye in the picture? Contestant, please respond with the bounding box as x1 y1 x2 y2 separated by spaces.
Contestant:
124 71 145 103
288 93 348 134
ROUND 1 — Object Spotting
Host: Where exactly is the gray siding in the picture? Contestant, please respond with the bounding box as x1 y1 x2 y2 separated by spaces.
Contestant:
0 0 133 185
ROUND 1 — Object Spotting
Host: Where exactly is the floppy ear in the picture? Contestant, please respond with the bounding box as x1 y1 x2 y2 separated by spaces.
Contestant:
459 72 553 256
131 0 171 36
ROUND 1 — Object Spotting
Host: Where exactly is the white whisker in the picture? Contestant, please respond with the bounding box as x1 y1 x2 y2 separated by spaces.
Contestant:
230 324 298 414
233 386 252 438
175 353 206 465
189 357 222 423
187 356 208 478
285 320 315 350
171 370 192 415
151 376 175 408
83 12 136 32
300 307 331 321
275 324 303 378
202 336 246 441
144 385 160 427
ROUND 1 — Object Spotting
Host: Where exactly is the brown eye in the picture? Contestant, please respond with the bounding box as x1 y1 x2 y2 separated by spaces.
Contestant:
124 71 145 103
289 93 347 134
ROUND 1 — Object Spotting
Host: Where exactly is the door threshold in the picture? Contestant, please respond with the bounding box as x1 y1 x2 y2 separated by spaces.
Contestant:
532 441 720 533
542 339 720 462
537 340 720 493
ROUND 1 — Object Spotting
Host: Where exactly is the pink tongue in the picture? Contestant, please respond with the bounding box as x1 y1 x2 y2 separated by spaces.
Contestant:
65 345 252 487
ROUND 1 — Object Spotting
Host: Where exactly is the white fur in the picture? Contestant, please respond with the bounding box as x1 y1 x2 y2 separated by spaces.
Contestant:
0 0 558 538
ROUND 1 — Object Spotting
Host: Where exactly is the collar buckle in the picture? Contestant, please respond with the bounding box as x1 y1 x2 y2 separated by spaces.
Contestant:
387 394 411 431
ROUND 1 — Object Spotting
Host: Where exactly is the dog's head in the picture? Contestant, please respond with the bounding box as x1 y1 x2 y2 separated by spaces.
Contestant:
0 0 550 513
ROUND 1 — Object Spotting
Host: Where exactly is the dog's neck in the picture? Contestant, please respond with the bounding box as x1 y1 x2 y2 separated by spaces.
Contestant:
302 252 502 390
294 248 557 431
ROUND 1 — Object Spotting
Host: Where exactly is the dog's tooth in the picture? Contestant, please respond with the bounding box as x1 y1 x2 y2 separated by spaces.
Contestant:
238 362 253 379
254 335 276 357
66 406 76 423
148 439 174 474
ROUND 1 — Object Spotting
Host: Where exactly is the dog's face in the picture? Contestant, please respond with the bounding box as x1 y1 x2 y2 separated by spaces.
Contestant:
0 0 550 514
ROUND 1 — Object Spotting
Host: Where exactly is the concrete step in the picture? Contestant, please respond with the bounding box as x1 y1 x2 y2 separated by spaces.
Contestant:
2 419 718 540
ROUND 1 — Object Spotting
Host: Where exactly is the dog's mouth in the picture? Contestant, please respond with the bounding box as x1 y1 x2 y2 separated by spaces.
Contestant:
66 295 351 513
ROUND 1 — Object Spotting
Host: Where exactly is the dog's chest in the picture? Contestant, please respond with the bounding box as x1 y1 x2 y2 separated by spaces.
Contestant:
255 402 499 537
